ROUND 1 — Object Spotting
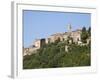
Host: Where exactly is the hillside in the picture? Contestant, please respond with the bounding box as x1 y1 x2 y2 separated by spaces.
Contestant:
23 40 91 69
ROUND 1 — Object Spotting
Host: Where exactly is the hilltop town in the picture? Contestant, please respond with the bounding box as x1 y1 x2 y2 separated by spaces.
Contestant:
23 24 90 56
23 24 91 69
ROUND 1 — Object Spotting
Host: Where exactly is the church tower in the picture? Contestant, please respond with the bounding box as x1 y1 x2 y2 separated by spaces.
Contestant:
67 24 72 36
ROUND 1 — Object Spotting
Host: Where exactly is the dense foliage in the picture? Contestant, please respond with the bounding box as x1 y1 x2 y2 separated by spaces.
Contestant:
23 41 91 69
81 27 91 43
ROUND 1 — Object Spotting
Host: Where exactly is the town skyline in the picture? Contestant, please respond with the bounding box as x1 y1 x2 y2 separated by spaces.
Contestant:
23 27 81 48
23 10 91 47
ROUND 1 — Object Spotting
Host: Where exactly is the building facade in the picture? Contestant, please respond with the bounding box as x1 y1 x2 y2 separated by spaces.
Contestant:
70 29 81 43
34 39 46 48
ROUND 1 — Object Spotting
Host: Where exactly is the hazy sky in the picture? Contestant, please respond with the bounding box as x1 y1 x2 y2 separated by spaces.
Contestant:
23 10 91 47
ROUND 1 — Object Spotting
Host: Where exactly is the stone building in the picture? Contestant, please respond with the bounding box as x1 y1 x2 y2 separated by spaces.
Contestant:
62 29 81 44
35 28 82 48
23 38 46 56
63 32 69 41
34 39 41 49
70 29 81 43
34 38 46 48
23 47 39 56
23 48 29 56
46 33 64 43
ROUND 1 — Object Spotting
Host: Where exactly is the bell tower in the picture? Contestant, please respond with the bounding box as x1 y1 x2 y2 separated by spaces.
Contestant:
67 24 72 36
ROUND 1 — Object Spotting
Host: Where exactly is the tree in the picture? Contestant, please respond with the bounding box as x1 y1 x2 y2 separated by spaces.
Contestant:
88 27 91 37
81 27 88 43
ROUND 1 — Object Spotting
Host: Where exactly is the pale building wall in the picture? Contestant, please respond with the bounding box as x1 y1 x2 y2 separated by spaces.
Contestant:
23 47 40 56
71 30 81 43
34 39 41 49
46 38 51 44
49 36 56 43
49 33 64 43
65 45 68 52
63 34 68 41
47 30 82 43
